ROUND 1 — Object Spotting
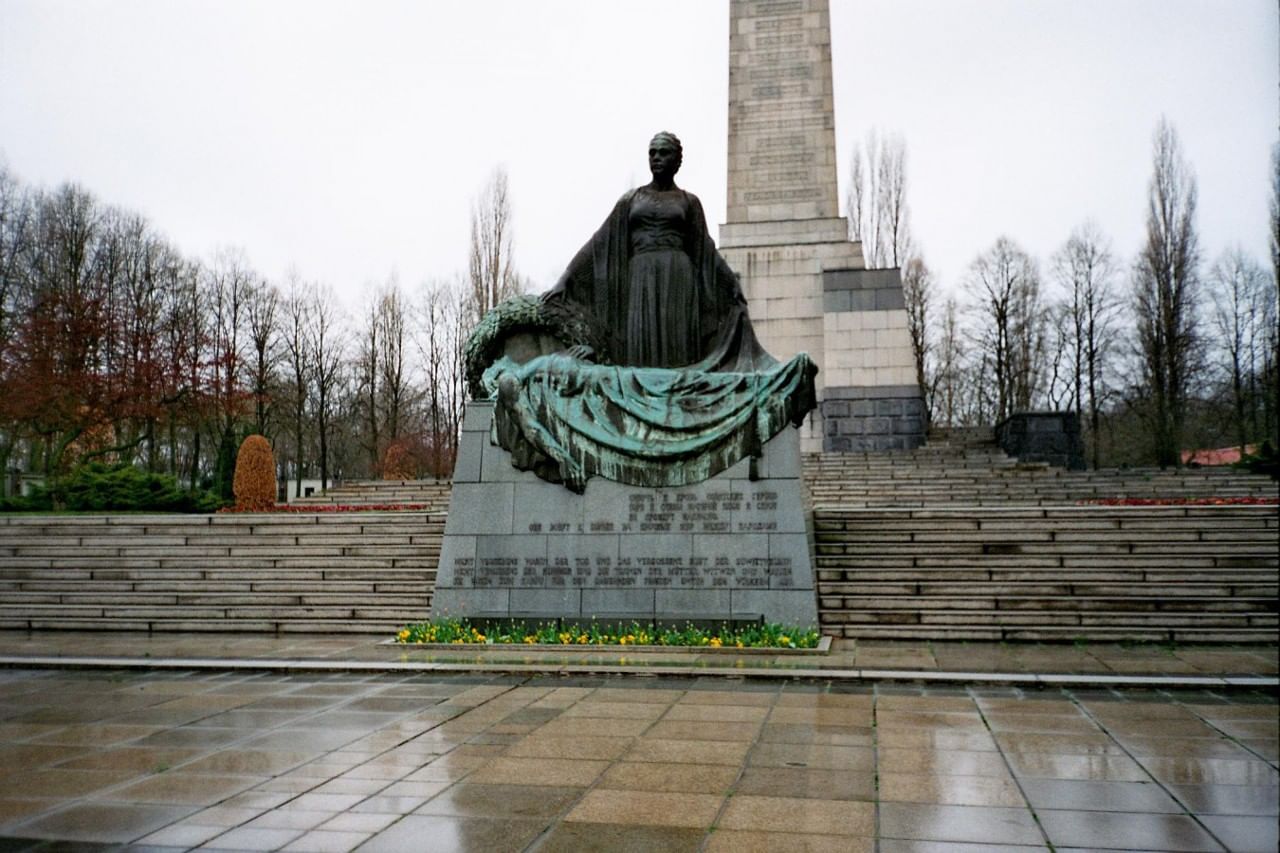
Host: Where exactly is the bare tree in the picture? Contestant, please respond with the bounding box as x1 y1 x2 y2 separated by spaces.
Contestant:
1051 222 1123 467
930 297 965 427
0 163 33 488
307 284 346 490
1269 143 1280 448
280 272 312 498
355 288 381 473
167 259 207 488
468 167 524 321
448 276 470 432
964 237 1044 422
245 278 279 437
901 256 933 416
1210 248 1270 453
845 130 913 268
847 145 867 248
416 276 469 477
1272 143 1280 297
1041 302 1074 412
377 278 410 444
204 248 255 496
354 275 413 476
1132 118 1201 467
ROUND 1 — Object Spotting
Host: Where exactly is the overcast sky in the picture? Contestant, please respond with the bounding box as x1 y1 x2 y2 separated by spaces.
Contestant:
1 0 1276 309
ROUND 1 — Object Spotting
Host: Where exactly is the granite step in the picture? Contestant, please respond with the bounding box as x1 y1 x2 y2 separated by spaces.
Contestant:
812 505 1277 641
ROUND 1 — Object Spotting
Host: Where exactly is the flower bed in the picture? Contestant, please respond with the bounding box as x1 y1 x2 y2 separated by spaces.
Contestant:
1075 497 1278 506
395 618 821 650
217 503 432 514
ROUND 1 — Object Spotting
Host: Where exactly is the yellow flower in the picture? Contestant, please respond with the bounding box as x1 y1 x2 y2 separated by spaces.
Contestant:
619 636 628 645
780 635 790 645
577 635 589 644
735 640 744 648
709 638 722 648
397 629 410 642
523 635 536 644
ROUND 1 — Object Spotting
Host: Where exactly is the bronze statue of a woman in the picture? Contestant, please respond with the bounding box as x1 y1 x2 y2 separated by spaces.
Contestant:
543 131 773 372
468 132 816 492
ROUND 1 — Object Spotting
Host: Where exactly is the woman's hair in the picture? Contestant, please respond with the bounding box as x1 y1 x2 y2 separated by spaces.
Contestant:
650 131 683 171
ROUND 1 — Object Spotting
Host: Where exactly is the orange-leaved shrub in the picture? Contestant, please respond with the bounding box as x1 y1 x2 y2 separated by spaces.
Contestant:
232 435 276 511
381 438 418 481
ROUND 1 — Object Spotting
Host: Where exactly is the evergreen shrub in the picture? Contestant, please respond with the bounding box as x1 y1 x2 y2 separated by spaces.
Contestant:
2 464 224 513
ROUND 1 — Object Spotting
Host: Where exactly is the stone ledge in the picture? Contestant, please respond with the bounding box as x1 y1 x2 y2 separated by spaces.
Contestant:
719 217 851 247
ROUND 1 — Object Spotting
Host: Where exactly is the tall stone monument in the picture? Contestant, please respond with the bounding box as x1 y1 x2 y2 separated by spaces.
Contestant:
719 0 926 452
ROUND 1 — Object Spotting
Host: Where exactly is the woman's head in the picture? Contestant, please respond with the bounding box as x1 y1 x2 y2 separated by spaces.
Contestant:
648 132 683 179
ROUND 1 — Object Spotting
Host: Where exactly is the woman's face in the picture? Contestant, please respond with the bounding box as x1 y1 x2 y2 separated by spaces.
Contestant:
648 141 679 179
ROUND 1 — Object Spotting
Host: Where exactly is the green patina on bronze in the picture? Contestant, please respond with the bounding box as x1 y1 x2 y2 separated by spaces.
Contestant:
463 131 819 492
462 295 603 401
481 351 816 493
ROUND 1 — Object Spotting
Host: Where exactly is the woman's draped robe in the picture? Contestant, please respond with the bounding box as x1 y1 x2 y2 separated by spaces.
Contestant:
484 188 817 492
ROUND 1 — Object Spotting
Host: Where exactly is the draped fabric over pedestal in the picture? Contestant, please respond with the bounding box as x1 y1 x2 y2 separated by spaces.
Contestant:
483 353 818 493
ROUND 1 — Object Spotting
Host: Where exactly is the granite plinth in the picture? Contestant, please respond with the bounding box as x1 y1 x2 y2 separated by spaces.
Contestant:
431 402 819 627
996 411 1086 470
822 384 927 452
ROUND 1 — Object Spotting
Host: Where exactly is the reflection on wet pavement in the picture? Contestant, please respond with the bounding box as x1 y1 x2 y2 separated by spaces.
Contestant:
0 668 1274 851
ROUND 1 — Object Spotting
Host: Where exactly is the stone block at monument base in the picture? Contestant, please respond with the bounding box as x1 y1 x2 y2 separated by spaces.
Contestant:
431 402 819 628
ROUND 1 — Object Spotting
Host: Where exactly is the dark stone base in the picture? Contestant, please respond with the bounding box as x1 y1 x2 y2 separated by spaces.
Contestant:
995 411 1086 470
821 385 926 452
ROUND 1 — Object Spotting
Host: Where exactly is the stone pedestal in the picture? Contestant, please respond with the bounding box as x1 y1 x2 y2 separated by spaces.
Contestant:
431 402 819 627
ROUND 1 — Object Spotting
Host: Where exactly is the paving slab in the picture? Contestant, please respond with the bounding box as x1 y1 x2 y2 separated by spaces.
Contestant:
0 668 1274 849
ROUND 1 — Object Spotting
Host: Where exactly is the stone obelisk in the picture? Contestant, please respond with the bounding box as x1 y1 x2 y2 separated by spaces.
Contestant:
720 0 925 452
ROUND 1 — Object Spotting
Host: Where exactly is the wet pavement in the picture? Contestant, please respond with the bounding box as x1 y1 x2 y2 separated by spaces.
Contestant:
0 667 1276 851
0 632 1275 687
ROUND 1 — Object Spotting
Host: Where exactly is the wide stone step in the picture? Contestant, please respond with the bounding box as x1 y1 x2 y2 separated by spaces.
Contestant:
820 609 1276 627
820 581 1278 596
818 595 1275 612
811 504 1277 640
826 624 1277 643
0 510 442 634
801 444 1277 507
0 603 429 620
0 617 410 633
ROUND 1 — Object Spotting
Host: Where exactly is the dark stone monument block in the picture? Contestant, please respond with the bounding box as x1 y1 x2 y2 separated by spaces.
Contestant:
820 384 926 452
995 411 1086 470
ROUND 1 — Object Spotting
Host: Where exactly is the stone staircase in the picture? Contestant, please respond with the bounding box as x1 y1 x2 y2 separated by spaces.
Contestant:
0 434 1274 641
803 444 1278 507
806 433 1277 641
0 512 443 633
814 505 1278 642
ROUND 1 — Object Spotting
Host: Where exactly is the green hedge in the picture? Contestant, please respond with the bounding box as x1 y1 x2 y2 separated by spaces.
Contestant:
1 464 226 513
